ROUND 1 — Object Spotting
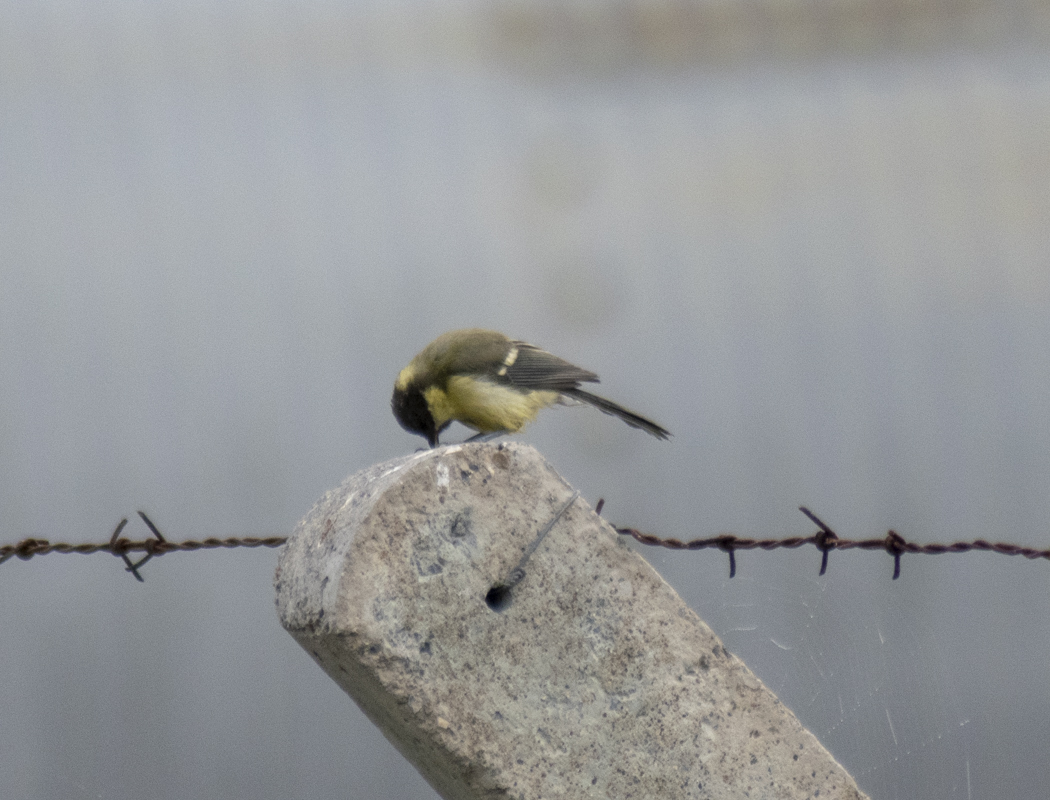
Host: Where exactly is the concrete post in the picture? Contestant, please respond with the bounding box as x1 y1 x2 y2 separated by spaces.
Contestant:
275 442 868 800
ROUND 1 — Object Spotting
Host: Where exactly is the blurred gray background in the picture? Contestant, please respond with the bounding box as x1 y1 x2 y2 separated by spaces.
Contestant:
2 1 1049 798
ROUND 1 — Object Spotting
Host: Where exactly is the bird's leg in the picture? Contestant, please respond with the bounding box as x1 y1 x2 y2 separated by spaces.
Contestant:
464 431 508 444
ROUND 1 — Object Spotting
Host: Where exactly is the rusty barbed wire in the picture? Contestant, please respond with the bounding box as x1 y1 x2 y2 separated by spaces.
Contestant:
0 512 286 582
3 505 1049 583
601 502 1050 580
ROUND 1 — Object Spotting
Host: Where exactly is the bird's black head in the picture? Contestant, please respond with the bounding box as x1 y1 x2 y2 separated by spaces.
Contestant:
392 385 439 447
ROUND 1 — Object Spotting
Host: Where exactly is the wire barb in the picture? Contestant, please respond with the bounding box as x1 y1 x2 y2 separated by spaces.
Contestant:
799 506 839 576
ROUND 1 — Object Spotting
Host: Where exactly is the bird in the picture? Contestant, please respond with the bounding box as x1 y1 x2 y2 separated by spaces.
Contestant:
391 328 671 447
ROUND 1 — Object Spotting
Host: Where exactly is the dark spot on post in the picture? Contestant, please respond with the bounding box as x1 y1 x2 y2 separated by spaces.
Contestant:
450 514 469 538
485 584 513 612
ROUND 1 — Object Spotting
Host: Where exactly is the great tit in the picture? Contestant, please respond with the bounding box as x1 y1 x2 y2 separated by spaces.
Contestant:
391 328 671 447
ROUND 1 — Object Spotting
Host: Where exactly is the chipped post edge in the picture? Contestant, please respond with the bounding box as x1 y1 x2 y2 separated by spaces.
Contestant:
275 442 869 800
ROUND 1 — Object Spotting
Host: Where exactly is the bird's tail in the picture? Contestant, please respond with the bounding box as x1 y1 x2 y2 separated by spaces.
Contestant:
561 388 671 440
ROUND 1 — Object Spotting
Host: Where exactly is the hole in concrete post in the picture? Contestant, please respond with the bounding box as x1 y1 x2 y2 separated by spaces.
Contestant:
485 584 513 612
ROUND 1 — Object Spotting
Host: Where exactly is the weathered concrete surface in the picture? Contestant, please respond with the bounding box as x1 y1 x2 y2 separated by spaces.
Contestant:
275 442 868 800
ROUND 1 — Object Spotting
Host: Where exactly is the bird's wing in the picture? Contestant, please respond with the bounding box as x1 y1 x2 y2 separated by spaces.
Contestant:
498 342 600 391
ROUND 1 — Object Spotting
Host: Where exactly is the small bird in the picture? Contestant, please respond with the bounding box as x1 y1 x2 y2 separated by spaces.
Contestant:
392 328 671 447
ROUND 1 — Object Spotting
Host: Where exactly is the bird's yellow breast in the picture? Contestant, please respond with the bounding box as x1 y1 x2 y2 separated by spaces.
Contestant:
424 376 559 434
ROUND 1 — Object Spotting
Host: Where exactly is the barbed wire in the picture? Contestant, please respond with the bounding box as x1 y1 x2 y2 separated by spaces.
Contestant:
599 501 1050 579
0 512 285 582
2 505 1048 582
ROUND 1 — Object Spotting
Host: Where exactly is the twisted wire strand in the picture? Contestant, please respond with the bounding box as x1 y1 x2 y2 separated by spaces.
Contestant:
0 512 285 581
612 506 1050 579
2 506 1048 582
